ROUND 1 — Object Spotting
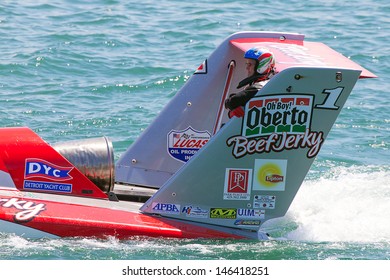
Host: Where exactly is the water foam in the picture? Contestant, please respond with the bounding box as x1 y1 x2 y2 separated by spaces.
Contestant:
285 165 390 242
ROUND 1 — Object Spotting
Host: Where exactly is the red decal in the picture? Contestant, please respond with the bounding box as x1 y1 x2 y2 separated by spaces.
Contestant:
228 170 249 193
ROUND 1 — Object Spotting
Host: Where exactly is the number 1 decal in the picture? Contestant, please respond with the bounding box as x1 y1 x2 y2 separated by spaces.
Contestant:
315 87 344 110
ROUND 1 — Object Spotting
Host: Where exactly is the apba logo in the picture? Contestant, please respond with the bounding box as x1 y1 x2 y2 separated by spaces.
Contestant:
25 159 73 181
152 202 180 215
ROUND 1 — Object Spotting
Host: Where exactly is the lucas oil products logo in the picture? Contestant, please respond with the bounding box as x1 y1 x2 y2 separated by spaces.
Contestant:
227 94 324 159
167 126 211 163
25 158 73 181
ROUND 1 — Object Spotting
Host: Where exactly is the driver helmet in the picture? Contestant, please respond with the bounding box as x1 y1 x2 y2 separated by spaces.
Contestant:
244 47 275 76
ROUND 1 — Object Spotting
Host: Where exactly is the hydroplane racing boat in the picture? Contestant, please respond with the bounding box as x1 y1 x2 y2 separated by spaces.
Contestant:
0 31 376 240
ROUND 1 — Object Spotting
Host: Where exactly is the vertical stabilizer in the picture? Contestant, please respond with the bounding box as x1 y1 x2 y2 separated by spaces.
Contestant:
115 31 308 189
141 66 361 232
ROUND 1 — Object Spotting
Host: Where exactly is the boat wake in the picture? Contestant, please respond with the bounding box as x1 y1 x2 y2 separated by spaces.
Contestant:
1 164 389 260
263 165 390 243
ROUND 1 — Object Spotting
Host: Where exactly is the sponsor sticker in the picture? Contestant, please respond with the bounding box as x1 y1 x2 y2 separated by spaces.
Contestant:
182 205 208 218
234 220 261 226
223 168 252 200
23 180 72 193
226 94 324 159
25 158 73 181
167 127 211 163
152 202 180 215
194 60 207 74
210 208 237 219
0 197 46 222
243 95 313 137
253 195 276 209
253 159 287 191
237 209 265 219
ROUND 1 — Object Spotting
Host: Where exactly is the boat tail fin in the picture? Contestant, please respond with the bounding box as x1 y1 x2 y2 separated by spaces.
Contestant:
0 127 109 199
114 32 302 189
140 66 362 233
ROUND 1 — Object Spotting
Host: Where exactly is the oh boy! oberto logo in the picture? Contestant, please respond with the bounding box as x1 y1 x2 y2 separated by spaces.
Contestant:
242 95 313 137
227 94 324 159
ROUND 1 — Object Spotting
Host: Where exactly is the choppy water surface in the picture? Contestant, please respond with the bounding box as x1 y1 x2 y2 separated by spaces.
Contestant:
0 0 389 260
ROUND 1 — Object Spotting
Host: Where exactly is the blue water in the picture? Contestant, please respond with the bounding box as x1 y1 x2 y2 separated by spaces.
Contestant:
0 0 389 260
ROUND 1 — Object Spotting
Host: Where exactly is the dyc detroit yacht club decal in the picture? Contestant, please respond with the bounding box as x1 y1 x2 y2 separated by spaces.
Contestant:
227 94 324 158
23 158 74 193
167 126 211 163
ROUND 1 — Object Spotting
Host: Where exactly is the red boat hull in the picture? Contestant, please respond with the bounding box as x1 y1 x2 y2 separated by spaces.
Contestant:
0 189 245 239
